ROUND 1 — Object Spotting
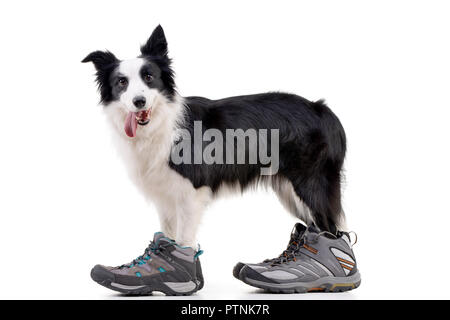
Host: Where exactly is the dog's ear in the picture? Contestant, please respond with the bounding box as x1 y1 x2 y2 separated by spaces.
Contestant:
140 25 168 57
82 51 119 103
140 25 176 98
81 50 119 70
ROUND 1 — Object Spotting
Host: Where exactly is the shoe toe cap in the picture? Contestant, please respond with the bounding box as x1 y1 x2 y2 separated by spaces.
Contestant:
233 262 246 279
239 265 278 284
91 264 115 284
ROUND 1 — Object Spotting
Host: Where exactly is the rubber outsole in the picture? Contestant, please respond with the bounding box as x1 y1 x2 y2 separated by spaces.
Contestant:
237 265 361 293
91 265 201 296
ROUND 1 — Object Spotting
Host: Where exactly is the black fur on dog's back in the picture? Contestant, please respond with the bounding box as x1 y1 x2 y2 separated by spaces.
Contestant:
169 92 346 233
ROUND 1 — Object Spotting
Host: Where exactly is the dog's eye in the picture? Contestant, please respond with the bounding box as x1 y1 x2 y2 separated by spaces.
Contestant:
143 73 153 82
118 77 128 86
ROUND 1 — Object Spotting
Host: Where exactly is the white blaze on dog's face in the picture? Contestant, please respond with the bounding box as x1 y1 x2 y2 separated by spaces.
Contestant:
110 58 170 137
115 58 158 113
82 25 176 138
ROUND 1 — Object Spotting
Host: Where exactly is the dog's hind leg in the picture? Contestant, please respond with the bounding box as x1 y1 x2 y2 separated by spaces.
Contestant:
280 116 346 233
288 170 344 234
272 178 315 226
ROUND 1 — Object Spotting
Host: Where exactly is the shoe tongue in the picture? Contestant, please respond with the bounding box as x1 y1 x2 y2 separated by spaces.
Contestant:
153 232 168 243
307 224 320 234
292 223 307 238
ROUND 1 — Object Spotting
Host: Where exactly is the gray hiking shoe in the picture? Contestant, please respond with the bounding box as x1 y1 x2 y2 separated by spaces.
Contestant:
91 232 204 296
236 224 361 293
233 223 307 279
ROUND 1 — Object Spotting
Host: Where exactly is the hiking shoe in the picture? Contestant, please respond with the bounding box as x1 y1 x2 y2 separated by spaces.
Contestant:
236 224 361 293
91 232 204 296
232 223 307 279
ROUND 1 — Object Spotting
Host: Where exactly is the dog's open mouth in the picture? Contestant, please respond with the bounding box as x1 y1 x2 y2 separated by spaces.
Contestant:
136 109 151 125
124 109 151 138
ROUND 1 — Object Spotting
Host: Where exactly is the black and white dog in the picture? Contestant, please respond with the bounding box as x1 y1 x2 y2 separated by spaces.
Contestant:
83 25 346 248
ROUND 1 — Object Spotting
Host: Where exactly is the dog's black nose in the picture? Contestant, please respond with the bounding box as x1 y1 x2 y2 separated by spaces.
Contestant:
133 96 146 109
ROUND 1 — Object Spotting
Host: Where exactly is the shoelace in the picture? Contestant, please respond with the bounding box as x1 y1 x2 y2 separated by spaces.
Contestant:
119 240 170 269
267 235 304 265
269 230 339 265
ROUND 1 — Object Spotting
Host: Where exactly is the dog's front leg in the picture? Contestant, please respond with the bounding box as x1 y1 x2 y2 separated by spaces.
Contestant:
155 202 178 240
175 201 203 248
175 188 211 248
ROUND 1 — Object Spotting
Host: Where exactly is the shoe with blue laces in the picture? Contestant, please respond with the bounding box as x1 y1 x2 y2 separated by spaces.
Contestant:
91 232 204 296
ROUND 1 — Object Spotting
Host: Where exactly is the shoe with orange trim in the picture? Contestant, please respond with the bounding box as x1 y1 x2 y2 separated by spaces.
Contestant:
235 224 361 293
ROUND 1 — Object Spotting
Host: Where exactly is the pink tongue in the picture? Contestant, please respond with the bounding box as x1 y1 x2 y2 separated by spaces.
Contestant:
125 112 137 138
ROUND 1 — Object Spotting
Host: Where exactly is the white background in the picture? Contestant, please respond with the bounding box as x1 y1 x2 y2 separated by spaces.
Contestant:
0 0 449 299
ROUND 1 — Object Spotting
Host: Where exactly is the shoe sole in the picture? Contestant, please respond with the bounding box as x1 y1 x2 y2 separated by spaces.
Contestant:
91 265 201 296
238 267 361 293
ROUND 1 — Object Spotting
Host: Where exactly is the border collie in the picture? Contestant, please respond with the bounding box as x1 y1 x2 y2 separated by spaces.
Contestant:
82 25 346 247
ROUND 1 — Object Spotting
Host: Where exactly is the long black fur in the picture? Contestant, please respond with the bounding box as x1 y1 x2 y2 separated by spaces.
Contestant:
170 93 346 233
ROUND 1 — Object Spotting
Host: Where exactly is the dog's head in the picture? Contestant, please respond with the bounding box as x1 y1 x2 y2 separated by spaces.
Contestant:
82 25 175 137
